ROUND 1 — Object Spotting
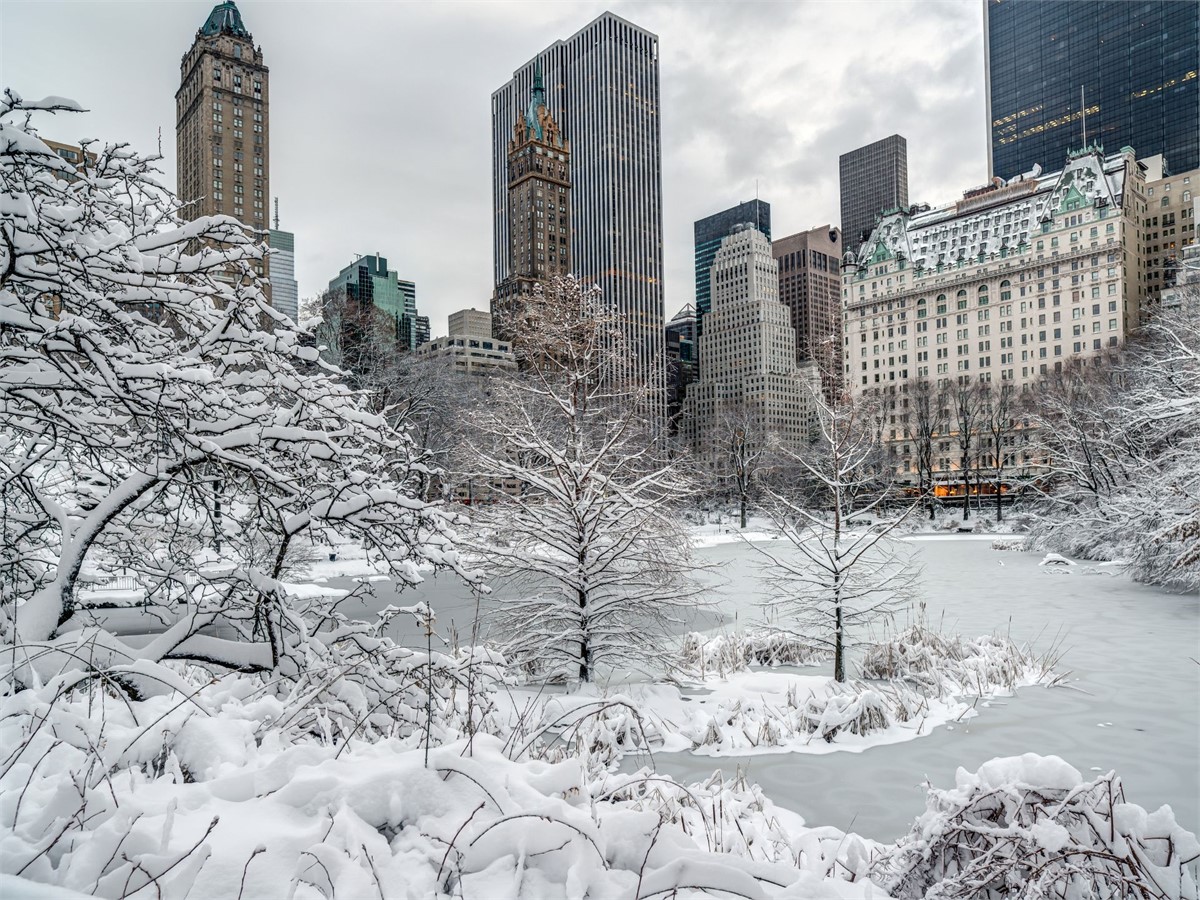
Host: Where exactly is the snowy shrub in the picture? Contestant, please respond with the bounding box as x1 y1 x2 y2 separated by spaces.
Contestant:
597 767 796 863
874 754 1200 899
522 698 660 775
677 629 826 678
990 537 1027 551
682 678 931 750
858 619 1063 698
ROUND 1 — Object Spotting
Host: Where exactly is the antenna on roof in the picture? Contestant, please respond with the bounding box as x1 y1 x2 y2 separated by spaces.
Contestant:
273 196 280 230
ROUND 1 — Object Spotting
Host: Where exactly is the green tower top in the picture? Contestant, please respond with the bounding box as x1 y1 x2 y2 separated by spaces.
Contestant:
525 62 547 141
200 1 251 39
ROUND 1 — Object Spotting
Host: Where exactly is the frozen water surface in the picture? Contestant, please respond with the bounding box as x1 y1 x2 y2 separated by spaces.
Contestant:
331 534 1199 841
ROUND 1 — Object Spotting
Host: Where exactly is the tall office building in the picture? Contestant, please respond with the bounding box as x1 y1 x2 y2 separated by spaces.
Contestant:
268 203 298 323
681 227 818 458
773 225 842 398
328 254 428 353
985 0 1199 180
839 135 908 257
492 67 572 343
694 199 771 332
491 12 664 382
175 1 269 241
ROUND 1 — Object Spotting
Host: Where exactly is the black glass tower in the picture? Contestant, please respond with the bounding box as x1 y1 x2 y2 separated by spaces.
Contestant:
693 199 771 332
839 135 908 259
986 0 1199 179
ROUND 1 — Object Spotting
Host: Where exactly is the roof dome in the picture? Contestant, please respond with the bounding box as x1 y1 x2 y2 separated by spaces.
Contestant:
201 1 251 39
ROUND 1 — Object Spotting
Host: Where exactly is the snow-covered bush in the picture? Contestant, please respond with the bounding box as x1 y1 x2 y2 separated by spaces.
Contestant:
858 621 1063 697
990 537 1027 551
874 754 1200 899
677 629 826 679
683 678 931 750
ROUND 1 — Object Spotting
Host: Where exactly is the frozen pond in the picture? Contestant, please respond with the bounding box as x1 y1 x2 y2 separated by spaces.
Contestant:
330 534 1199 841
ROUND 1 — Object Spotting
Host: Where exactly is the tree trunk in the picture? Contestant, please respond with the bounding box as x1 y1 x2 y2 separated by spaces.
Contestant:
996 469 1003 522
740 490 747 529
833 594 845 683
961 458 971 521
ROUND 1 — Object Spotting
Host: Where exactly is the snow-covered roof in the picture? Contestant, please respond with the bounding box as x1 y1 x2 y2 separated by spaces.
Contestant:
852 147 1131 271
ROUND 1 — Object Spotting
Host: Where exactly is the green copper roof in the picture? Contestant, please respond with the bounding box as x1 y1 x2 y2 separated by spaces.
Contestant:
525 62 547 141
201 1 251 39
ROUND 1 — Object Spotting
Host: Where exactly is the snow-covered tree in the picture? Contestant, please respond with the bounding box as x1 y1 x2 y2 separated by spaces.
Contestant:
1028 302 1199 588
759 381 917 683
904 378 948 519
468 276 696 683
698 402 776 529
0 92 462 690
976 380 1017 522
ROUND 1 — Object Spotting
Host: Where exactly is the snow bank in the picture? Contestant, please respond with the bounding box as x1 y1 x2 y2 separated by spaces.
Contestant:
0 680 887 899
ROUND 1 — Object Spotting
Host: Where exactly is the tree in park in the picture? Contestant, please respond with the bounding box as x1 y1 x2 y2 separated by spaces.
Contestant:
976 379 1017 522
468 276 696 683
758 378 918 683
951 377 986 520
0 92 462 691
704 402 775 529
904 377 948 519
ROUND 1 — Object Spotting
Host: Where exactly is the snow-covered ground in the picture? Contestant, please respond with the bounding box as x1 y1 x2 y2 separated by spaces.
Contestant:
327 530 1199 841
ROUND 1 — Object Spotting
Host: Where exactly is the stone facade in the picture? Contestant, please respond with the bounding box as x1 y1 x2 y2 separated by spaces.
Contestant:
681 227 818 460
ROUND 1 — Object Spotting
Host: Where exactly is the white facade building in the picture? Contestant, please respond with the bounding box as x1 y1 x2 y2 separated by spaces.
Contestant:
843 147 1147 396
681 226 819 458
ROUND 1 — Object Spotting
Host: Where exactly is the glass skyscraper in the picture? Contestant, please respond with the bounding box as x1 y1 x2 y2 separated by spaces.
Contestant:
986 0 1199 179
693 199 771 333
839 135 908 258
491 12 664 383
328 254 428 352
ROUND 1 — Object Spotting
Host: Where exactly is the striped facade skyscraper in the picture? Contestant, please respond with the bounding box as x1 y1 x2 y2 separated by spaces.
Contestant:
491 12 664 393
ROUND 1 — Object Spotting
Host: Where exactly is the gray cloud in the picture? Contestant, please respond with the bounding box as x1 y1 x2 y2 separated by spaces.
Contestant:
3 0 989 331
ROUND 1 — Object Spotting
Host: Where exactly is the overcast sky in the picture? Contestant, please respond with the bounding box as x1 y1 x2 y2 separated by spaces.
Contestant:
4 0 988 335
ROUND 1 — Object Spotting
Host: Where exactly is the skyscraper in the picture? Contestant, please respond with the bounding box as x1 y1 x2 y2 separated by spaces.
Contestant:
267 224 298 323
839 135 908 257
772 225 842 398
985 0 1199 180
492 66 572 343
680 227 818 458
693 199 771 332
175 1 269 243
491 12 664 380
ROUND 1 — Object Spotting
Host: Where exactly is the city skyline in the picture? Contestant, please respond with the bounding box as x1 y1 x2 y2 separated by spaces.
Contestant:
4 0 988 336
